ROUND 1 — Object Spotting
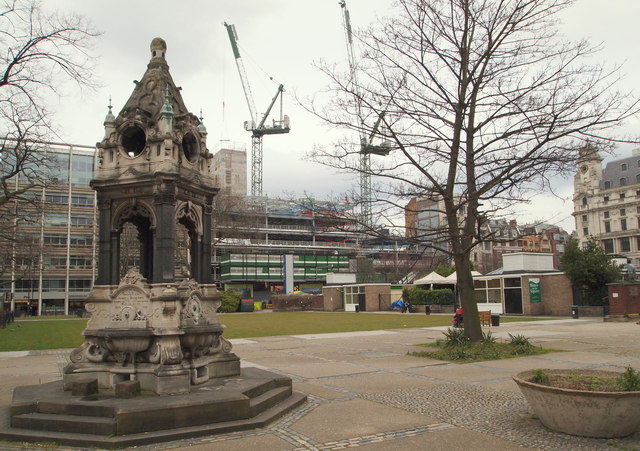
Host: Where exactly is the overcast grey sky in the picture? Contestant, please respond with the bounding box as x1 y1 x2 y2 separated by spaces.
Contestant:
44 0 640 233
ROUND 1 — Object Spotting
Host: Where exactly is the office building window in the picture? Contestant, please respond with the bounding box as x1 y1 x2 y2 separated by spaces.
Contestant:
45 193 68 204
71 195 94 207
71 155 94 186
620 237 631 252
70 215 93 226
603 239 614 254
50 153 70 184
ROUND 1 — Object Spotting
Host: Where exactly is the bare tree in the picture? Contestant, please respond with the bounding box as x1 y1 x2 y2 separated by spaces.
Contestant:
311 0 639 341
0 0 99 212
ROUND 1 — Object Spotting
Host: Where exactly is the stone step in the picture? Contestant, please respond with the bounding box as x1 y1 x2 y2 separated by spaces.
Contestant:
11 412 116 435
250 386 292 417
1 391 307 449
38 400 114 418
243 378 279 398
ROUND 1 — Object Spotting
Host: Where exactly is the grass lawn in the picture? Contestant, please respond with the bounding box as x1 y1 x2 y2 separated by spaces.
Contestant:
0 312 546 352
0 319 87 351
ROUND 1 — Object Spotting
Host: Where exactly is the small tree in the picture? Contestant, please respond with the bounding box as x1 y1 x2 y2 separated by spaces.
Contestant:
560 237 621 305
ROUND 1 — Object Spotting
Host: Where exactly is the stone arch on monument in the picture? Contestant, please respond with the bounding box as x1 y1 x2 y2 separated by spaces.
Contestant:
111 199 156 282
176 200 204 280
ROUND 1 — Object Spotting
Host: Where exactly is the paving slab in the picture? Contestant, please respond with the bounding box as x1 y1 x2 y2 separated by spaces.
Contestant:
292 381 350 400
406 363 512 383
170 433 294 451
337 427 537 451
288 398 440 443
0 375 43 389
540 350 633 365
274 362 377 379
348 355 445 371
291 330 399 340
466 356 585 371
239 354 327 367
320 373 441 394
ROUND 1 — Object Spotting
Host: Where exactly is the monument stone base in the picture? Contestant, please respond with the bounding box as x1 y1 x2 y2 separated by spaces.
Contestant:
2 367 306 449
63 352 241 395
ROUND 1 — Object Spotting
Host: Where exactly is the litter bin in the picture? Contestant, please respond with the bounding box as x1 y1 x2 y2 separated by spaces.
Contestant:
491 313 500 327
424 305 431 315
240 299 254 312
354 305 360 312
571 305 579 319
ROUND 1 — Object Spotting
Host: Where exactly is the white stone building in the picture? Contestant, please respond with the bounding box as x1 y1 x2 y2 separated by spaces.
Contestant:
573 146 640 265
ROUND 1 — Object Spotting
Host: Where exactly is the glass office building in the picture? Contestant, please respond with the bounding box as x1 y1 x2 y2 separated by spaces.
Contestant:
1 142 97 316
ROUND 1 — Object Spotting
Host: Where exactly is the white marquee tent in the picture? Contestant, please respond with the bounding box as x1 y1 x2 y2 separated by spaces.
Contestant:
444 271 482 283
414 271 450 286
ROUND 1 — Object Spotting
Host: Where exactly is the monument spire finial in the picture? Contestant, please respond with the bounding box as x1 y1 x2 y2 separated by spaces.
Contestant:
150 37 167 61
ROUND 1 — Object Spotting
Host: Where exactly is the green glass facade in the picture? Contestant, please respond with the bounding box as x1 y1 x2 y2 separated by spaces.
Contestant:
220 253 350 282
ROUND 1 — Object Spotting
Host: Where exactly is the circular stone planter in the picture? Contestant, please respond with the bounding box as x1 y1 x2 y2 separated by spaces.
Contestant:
513 369 640 438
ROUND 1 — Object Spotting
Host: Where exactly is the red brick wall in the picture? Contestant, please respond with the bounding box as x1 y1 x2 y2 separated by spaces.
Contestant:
608 283 640 315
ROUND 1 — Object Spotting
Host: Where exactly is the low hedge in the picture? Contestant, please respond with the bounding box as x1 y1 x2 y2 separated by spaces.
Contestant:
405 287 454 305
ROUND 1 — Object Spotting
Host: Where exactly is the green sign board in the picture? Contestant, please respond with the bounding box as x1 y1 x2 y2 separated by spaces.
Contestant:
529 279 541 303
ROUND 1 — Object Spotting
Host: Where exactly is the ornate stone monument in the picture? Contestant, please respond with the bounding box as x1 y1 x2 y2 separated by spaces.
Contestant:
62 37 239 394
2 39 305 448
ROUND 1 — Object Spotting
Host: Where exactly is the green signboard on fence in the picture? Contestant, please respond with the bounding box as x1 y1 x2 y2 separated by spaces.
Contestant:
529 278 541 303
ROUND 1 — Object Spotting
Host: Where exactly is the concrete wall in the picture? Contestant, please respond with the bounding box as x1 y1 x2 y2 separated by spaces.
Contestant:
522 274 573 316
504 253 554 272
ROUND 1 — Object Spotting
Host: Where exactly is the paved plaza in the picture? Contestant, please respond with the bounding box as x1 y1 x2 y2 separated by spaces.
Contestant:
1 315 640 450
